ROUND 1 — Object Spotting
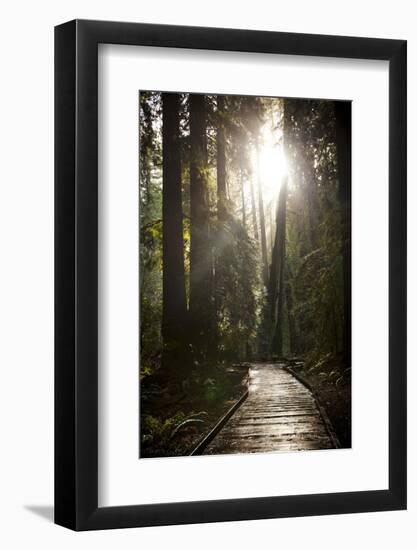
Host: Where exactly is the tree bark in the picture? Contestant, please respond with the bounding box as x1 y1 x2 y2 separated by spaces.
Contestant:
334 101 351 218
284 266 297 354
189 93 212 361
269 101 290 357
250 177 259 241
216 95 227 222
334 100 351 356
161 93 189 374
303 162 319 250
241 170 246 229
269 179 287 319
268 201 274 256
256 138 269 287
270 177 288 356
272 251 285 356
213 95 228 361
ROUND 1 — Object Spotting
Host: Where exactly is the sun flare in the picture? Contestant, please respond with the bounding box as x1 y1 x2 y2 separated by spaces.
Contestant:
139 91 351 460
257 145 288 203
253 126 288 204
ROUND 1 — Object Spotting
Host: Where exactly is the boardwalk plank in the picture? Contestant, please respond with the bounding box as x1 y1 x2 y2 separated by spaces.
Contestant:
203 364 335 455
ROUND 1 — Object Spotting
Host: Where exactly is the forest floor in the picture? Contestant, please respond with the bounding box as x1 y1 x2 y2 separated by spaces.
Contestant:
140 364 249 458
140 356 351 457
286 356 351 448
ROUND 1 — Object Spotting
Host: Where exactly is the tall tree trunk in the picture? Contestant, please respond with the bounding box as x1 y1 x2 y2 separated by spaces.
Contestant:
269 101 290 357
303 163 319 250
213 95 228 361
334 100 352 358
256 138 269 286
216 95 227 222
139 92 153 203
250 177 259 241
269 201 274 256
161 93 189 375
334 102 351 218
189 93 212 361
272 252 285 356
285 265 297 354
269 179 287 321
241 169 246 228
270 178 288 356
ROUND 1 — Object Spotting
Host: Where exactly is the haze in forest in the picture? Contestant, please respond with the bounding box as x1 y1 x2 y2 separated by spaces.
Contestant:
139 91 351 458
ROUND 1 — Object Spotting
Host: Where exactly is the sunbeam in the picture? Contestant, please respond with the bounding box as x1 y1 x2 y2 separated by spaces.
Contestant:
254 125 288 204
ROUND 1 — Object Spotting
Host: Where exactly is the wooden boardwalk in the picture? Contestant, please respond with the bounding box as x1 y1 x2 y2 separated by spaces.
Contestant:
203 364 337 455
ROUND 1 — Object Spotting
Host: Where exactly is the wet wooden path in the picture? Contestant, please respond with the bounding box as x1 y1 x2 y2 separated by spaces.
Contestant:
203 364 337 455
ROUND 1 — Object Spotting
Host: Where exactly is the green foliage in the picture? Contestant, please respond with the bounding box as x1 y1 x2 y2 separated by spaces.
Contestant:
139 92 349 457
139 93 348 369
213 216 260 361
139 92 163 378
283 98 347 378
141 411 207 455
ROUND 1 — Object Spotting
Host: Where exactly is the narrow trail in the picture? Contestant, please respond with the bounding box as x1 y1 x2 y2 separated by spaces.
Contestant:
203 363 337 455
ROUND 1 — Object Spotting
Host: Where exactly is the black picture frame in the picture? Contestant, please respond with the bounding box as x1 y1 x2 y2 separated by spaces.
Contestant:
55 19 407 531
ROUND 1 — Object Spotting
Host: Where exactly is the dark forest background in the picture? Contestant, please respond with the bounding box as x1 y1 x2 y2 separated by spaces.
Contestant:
139 92 351 457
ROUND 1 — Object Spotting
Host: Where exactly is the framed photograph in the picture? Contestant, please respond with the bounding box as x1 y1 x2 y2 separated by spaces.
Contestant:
55 19 406 530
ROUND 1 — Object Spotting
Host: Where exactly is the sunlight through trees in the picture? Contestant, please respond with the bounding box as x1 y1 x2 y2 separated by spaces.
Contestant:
139 91 351 457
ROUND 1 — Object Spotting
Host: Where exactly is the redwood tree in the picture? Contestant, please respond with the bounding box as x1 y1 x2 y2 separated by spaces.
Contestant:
161 93 189 374
334 100 352 356
189 93 212 361
256 136 269 287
